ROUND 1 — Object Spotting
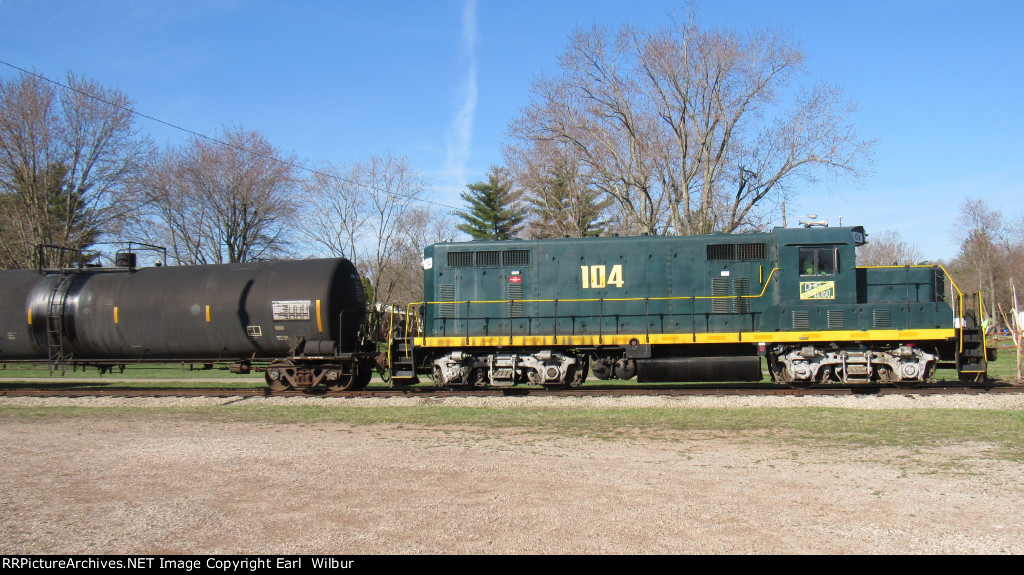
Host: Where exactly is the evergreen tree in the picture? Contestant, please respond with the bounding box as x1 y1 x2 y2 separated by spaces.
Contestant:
524 160 611 238
455 167 525 240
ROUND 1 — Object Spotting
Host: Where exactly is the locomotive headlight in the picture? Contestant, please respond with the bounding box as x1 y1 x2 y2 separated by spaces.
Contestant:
422 257 433 270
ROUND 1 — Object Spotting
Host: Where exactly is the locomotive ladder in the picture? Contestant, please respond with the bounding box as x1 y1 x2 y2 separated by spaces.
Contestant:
388 337 419 386
46 272 75 375
955 291 989 382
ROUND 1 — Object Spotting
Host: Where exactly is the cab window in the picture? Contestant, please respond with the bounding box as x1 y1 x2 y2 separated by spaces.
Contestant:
799 248 836 275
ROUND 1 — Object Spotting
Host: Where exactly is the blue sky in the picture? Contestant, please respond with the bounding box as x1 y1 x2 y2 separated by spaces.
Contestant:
1 0 1021 261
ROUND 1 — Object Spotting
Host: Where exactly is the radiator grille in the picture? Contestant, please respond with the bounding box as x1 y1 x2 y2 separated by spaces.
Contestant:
447 252 472 267
476 250 500 266
707 244 735 260
737 243 766 260
503 250 530 266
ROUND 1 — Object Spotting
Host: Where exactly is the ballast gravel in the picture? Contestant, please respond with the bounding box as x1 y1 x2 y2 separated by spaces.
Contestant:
2 393 1023 555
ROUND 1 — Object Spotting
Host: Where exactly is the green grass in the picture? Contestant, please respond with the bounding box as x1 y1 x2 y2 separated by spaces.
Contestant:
0 362 250 378
3 404 1023 461
987 335 1020 382
0 362 265 386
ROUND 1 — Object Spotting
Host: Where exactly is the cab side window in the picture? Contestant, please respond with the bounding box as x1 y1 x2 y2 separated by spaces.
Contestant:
799 247 837 275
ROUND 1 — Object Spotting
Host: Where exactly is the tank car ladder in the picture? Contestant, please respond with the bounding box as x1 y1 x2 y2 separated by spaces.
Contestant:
46 272 75 375
955 292 989 382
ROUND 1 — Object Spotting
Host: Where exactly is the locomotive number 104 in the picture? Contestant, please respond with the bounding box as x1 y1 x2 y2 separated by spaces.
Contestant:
580 264 624 289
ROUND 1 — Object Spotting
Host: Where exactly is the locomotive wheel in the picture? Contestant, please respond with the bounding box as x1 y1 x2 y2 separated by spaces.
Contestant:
467 368 489 387
266 360 293 391
591 358 614 380
614 358 636 380
777 365 814 389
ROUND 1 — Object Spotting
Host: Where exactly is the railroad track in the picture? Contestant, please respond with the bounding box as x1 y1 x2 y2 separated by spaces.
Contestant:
1 381 1020 398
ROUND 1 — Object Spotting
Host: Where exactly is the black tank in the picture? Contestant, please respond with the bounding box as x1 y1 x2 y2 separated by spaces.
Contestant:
0 258 365 362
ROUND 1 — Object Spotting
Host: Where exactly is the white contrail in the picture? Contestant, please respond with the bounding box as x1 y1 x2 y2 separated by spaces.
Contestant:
444 0 478 195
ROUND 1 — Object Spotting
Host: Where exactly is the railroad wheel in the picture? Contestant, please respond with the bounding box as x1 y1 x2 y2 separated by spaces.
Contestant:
570 356 589 387
467 367 489 387
614 358 636 380
325 373 356 392
591 358 614 380
354 364 373 390
265 360 293 391
777 365 813 389
325 363 367 392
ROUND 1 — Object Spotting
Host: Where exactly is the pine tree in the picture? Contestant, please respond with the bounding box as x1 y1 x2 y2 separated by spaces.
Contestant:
455 167 525 240
524 161 611 239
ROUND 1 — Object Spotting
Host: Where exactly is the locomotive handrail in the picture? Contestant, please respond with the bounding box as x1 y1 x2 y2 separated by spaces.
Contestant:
402 267 783 343
857 264 966 352
403 268 778 311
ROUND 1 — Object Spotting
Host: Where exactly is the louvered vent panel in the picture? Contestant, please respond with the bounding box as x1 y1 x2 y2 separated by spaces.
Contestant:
873 309 891 328
827 310 845 329
733 278 750 313
507 284 523 318
711 278 730 314
792 311 811 330
438 284 455 318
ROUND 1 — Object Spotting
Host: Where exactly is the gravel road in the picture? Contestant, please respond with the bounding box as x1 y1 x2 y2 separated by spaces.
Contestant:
2 394 1023 554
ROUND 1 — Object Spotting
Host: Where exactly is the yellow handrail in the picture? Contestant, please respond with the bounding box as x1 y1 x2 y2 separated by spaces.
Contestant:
403 268 783 344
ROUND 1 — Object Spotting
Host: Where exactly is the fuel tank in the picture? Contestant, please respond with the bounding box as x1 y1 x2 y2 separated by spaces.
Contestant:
0 258 365 362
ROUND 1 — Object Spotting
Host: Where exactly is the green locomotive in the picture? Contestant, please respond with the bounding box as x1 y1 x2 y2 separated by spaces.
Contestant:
389 226 993 388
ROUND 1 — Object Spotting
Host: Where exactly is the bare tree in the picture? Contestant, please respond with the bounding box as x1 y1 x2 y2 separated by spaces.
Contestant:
302 152 429 311
376 206 458 310
135 128 300 264
0 71 153 268
509 19 875 236
948 199 1024 325
856 230 924 266
505 138 613 238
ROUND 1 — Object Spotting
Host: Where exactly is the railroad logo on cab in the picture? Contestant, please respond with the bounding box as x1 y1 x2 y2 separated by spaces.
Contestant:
799 281 835 300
